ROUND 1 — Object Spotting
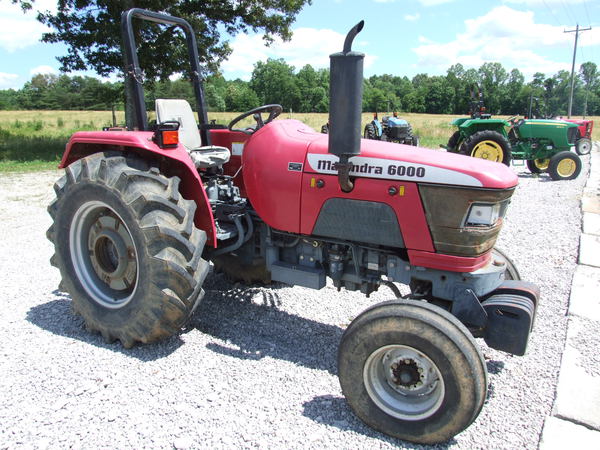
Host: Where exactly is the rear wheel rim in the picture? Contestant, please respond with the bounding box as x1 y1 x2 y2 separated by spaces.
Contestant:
471 140 503 162
70 201 138 309
534 158 549 170
363 344 445 421
556 159 576 177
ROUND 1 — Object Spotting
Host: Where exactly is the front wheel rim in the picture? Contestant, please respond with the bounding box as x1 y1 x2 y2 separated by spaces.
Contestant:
556 159 576 177
363 344 445 420
471 140 503 162
70 201 139 309
579 141 591 154
534 158 549 170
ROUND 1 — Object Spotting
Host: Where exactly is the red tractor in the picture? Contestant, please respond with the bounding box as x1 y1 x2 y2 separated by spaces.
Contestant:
47 9 539 445
559 117 594 155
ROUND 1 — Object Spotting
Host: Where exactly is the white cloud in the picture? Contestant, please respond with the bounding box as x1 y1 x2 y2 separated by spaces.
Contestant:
405 13 421 22
376 0 455 4
0 72 19 89
413 6 600 78
30 65 57 76
418 0 455 5
222 27 377 80
503 0 586 5
0 0 57 52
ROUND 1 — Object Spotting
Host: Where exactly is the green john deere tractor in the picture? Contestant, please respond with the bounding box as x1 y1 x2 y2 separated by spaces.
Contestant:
444 115 582 181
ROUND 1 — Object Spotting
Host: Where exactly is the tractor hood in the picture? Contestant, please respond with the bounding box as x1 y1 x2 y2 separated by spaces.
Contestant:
269 120 517 189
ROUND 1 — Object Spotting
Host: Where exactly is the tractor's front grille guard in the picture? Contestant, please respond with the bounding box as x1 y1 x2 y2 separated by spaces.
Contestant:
567 127 578 145
418 184 515 257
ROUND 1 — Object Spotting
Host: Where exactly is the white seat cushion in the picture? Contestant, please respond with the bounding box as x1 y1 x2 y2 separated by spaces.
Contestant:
155 99 230 168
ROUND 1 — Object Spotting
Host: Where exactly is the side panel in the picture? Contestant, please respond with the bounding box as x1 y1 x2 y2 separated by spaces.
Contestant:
517 120 577 148
312 198 404 248
300 174 434 252
59 131 218 248
242 121 318 233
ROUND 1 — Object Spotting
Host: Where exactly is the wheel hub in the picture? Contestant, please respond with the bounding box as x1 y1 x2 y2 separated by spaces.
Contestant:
534 158 549 170
363 344 445 420
88 219 136 290
472 140 503 162
70 201 138 309
557 158 576 177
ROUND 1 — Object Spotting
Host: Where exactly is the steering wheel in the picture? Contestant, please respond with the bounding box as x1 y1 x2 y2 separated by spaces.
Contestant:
228 104 283 135
507 116 518 125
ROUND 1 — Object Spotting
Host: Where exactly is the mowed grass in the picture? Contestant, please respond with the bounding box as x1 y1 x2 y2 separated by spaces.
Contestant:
1 110 597 172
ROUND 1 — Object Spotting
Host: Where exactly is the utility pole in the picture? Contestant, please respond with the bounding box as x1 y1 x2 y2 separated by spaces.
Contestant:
564 24 591 118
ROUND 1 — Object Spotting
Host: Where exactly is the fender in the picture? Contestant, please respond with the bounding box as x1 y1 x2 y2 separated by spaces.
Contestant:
59 130 217 248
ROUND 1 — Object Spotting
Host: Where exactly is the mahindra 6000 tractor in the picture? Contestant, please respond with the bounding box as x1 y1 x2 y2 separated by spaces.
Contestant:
47 10 539 445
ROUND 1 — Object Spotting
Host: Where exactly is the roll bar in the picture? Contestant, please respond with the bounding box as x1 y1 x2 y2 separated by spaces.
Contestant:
121 8 211 145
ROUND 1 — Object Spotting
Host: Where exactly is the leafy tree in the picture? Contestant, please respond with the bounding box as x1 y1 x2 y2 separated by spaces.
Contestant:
250 58 299 111
13 0 311 80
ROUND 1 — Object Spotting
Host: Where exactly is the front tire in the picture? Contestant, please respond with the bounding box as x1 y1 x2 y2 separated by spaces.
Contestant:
576 138 592 155
547 151 582 181
47 152 209 347
338 300 487 445
526 158 549 174
492 248 520 280
461 130 511 166
446 131 462 152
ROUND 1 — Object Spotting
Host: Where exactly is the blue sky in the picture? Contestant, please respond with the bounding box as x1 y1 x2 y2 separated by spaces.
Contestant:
0 0 598 89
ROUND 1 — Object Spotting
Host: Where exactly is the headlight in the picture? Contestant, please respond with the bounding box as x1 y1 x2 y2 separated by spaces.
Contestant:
465 203 501 227
419 185 514 257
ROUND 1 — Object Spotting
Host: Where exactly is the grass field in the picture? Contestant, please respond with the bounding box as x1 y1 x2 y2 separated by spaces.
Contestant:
0 110 597 172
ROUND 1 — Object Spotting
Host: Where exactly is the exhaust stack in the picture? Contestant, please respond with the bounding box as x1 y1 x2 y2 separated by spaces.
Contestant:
328 21 365 193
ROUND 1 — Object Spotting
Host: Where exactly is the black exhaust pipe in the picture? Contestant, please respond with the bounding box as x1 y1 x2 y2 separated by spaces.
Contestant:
328 21 365 193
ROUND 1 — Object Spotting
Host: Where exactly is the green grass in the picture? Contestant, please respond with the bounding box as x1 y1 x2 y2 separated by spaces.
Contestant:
1 110 597 172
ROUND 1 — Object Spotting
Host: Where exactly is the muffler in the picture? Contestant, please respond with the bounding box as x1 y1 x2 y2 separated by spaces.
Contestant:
328 21 365 192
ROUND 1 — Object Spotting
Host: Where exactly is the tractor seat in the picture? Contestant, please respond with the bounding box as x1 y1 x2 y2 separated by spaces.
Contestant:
155 99 230 169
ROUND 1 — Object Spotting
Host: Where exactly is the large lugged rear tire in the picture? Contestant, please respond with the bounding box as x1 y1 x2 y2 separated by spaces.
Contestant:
461 130 511 166
338 300 487 445
363 122 377 140
47 152 209 347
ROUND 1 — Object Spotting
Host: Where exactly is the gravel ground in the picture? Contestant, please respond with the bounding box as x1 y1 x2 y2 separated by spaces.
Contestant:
0 156 589 450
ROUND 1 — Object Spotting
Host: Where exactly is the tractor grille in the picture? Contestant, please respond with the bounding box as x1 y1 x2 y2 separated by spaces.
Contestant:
567 127 578 145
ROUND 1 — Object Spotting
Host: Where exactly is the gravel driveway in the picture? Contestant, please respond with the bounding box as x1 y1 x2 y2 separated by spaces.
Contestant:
0 158 589 450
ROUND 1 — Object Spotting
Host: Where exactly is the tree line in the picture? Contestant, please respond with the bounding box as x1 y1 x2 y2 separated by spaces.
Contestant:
1 59 598 117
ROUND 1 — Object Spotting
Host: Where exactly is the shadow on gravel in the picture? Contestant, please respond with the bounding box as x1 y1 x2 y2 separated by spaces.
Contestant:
516 172 554 182
193 278 342 375
302 395 454 448
26 290 185 361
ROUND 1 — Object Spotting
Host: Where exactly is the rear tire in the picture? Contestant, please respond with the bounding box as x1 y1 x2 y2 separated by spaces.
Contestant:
547 151 582 180
462 130 511 166
363 122 377 140
47 152 209 347
576 138 592 156
338 300 487 445
411 135 420 147
526 158 549 174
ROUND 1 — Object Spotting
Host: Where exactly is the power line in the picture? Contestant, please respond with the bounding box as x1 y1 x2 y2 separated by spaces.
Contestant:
560 0 576 25
541 0 561 26
564 24 592 118
583 0 592 26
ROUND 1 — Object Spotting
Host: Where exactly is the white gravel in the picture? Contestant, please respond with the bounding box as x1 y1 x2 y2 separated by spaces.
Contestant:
0 156 589 450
